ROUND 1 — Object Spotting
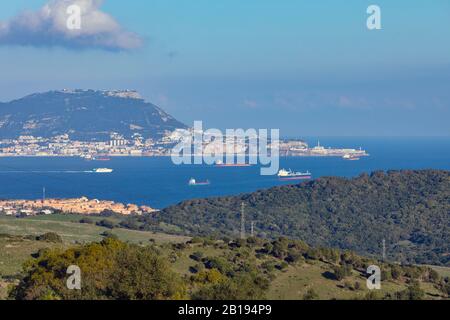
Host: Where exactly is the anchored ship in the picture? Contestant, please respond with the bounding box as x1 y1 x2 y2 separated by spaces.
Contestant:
81 155 111 161
277 169 311 180
188 178 210 186
214 160 251 167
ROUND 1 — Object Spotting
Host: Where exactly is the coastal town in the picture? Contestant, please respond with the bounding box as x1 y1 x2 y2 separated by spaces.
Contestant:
0 132 368 159
0 197 157 217
0 133 173 158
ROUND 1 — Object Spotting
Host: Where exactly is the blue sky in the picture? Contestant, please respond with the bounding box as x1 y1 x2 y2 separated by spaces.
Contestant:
1 0 450 136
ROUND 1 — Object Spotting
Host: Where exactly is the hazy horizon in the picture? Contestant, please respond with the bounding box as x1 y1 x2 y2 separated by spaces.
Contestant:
1 0 449 136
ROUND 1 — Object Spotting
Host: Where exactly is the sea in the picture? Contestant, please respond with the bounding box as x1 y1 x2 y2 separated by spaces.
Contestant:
0 137 449 209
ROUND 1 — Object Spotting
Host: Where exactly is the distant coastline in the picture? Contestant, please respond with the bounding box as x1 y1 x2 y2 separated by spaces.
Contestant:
0 137 368 159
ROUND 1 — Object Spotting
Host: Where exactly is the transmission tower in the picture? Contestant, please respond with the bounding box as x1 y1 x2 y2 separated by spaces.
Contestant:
240 202 246 239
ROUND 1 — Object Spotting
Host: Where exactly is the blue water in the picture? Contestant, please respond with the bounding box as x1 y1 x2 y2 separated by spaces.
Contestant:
0 137 449 209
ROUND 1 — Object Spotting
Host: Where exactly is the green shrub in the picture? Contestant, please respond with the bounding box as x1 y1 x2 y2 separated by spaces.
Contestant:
36 232 62 243
10 238 186 300
333 264 352 281
303 288 319 300
190 251 204 262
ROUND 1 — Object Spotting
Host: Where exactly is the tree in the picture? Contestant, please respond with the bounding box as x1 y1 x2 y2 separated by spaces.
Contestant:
36 232 62 243
389 281 425 300
79 218 94 224
100 231 117 239
190 251 204 262
390 265 402 280
276 262 289 271
10 238 185 300
108 245 186 300
427 269 440 283
193 269 225 284
204 257 233 276
405 282 425 300
96 219 115 229
271 238 289 259
285 251 302 264
333 264 352 281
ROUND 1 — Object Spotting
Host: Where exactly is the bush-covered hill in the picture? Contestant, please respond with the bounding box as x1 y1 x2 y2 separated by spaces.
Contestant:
7 236 450 300
128 170 450 266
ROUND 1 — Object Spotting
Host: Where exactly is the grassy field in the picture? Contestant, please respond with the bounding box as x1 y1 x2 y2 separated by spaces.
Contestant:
267 261 444 300
169 243 448 300
0 215 191 299
171 244 225 276
0 215 189 244
0 235 65 277
0 215 448 300
0 215 189 278
0 234 68 299
429 265 450 278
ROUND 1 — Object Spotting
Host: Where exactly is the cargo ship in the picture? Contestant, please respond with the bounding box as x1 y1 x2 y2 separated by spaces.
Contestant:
277 169 311 180
188 178 210 186
93 168 113 173
215 160 251 167
94 157 111 161
81 155 111 161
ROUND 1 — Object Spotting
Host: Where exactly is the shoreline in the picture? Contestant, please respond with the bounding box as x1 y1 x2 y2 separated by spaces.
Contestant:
0 197 157 217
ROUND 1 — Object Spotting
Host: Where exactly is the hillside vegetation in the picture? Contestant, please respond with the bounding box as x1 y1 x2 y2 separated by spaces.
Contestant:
127 170 450 266
0 215 189 245
0 214 189 280
0 90 186 140
5 236 450 300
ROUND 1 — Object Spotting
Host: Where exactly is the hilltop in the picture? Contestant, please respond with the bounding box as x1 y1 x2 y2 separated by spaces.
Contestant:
0 89 187 141
126 169 450 266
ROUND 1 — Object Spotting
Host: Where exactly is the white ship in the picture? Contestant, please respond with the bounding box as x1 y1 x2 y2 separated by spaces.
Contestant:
343 154 360 161
93 168 113 173
188 178 210 186
277 169 311 180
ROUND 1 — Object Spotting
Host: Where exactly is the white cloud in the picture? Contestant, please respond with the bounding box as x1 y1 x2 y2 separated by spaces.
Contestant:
0 0 143 51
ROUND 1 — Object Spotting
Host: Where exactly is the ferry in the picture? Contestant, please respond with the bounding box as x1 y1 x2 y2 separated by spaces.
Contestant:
277 169 311 180
188 178 210 186
93 168 113 173
215 160 251 167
